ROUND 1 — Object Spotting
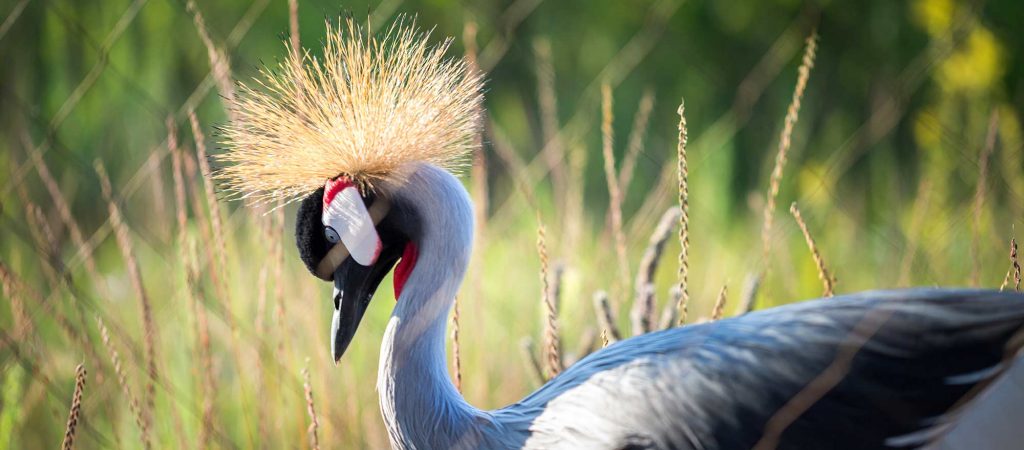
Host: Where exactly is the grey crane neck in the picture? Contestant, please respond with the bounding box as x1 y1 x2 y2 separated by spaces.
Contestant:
376 164 506 449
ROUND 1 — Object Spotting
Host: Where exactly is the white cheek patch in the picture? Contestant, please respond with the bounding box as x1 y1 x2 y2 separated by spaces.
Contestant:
323 186 382 266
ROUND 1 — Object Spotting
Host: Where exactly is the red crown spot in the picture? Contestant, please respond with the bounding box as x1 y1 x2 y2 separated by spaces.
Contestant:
323 177 354 211
393 242 419 300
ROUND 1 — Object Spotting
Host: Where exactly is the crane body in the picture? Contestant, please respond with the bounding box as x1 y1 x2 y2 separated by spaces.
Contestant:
369 165 1024 450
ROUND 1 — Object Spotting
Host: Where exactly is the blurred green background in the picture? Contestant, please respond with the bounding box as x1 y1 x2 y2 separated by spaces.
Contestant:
2 0 1023 448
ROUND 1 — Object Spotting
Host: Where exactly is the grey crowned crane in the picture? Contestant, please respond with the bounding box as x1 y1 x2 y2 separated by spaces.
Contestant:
217 18 1024 450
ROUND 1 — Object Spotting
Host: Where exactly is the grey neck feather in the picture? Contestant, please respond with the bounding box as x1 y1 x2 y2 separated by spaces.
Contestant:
377 164 520 449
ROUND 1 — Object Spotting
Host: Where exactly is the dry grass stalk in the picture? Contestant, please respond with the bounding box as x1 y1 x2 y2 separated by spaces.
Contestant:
253 263 270 444
465 20 489 309
972 110 999 286
470 139 489 233
463 18 480 72
188 110 230 303
181 148 221 332
601 329 610 348
255 264 269 336
999 266 1013 292
25 203 60 285
675 99 691 325
97 316 149 450
186 0 236 110
534 38 566 207
285 0 304 119
0 262 32 341
169 117 190 259
537 221 562 378
24 204 104 380
23 131 97 278
632 207 681 332
451 295 463 393
170 121 219 446
519 338 545 386
31 204 59 253
1012 238 1021 292
760 30 818 267
630 284 655 336
897 178 934 286
564 142 588 257
273 203 286 327
618 88 655 198
711 285 728 321
183 237 215 449
302 362 321 450
601 83 632 300
790 202 835 297
659 287 681 330
464 20 488 235
17 196 56 287
549 262 565 314
144 149 169 237
738 273 761 314
0 261 78 357
95 160 158 429
463 19 488 235
288 0 299 54
593 291 621 342
61 364 86 450
183 147 213 254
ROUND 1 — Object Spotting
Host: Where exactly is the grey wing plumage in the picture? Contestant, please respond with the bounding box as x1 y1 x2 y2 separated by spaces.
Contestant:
502 289 1024 450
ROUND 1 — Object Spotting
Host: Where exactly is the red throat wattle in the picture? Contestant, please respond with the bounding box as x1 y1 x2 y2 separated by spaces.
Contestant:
393 242 418 300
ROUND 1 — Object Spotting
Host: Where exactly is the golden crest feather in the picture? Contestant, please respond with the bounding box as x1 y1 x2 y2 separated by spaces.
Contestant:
216 17 484 203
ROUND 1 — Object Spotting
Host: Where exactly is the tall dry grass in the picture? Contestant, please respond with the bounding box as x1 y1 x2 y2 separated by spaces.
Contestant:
451 295 463 392
94 160 159 431
790 202 835 297
97 315 150 449
5 8 1023 449
674 99 690 325
188 110 231 308
60 364 86 450
22 131 98 280
972 111 999 286
303 361 321 450
1011 238 1021 292
0 263 32 343
711 285 728 321
537 220 562 379
760 30 818 276
631 208 679 334
601 83 631 300
617 89 656 199
186 0 236 111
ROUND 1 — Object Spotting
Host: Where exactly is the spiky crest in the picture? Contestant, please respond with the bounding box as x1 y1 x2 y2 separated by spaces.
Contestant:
216 17 484 203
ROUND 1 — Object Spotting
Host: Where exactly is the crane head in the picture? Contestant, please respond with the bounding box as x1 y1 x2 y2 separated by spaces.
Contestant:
216 17 482 363
294 175 423 362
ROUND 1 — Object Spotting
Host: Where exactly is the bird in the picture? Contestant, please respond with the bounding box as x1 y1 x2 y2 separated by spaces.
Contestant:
216 17 1024 450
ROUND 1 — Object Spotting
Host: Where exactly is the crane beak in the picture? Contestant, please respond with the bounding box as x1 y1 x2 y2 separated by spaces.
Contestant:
294 182 409 363
329 233 405 363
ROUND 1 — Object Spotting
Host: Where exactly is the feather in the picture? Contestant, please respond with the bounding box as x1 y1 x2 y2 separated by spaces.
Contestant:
216 17 484 203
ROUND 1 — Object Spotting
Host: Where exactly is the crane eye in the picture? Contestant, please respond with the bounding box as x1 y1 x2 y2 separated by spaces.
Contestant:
325 226 340 244
321 180 383 267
